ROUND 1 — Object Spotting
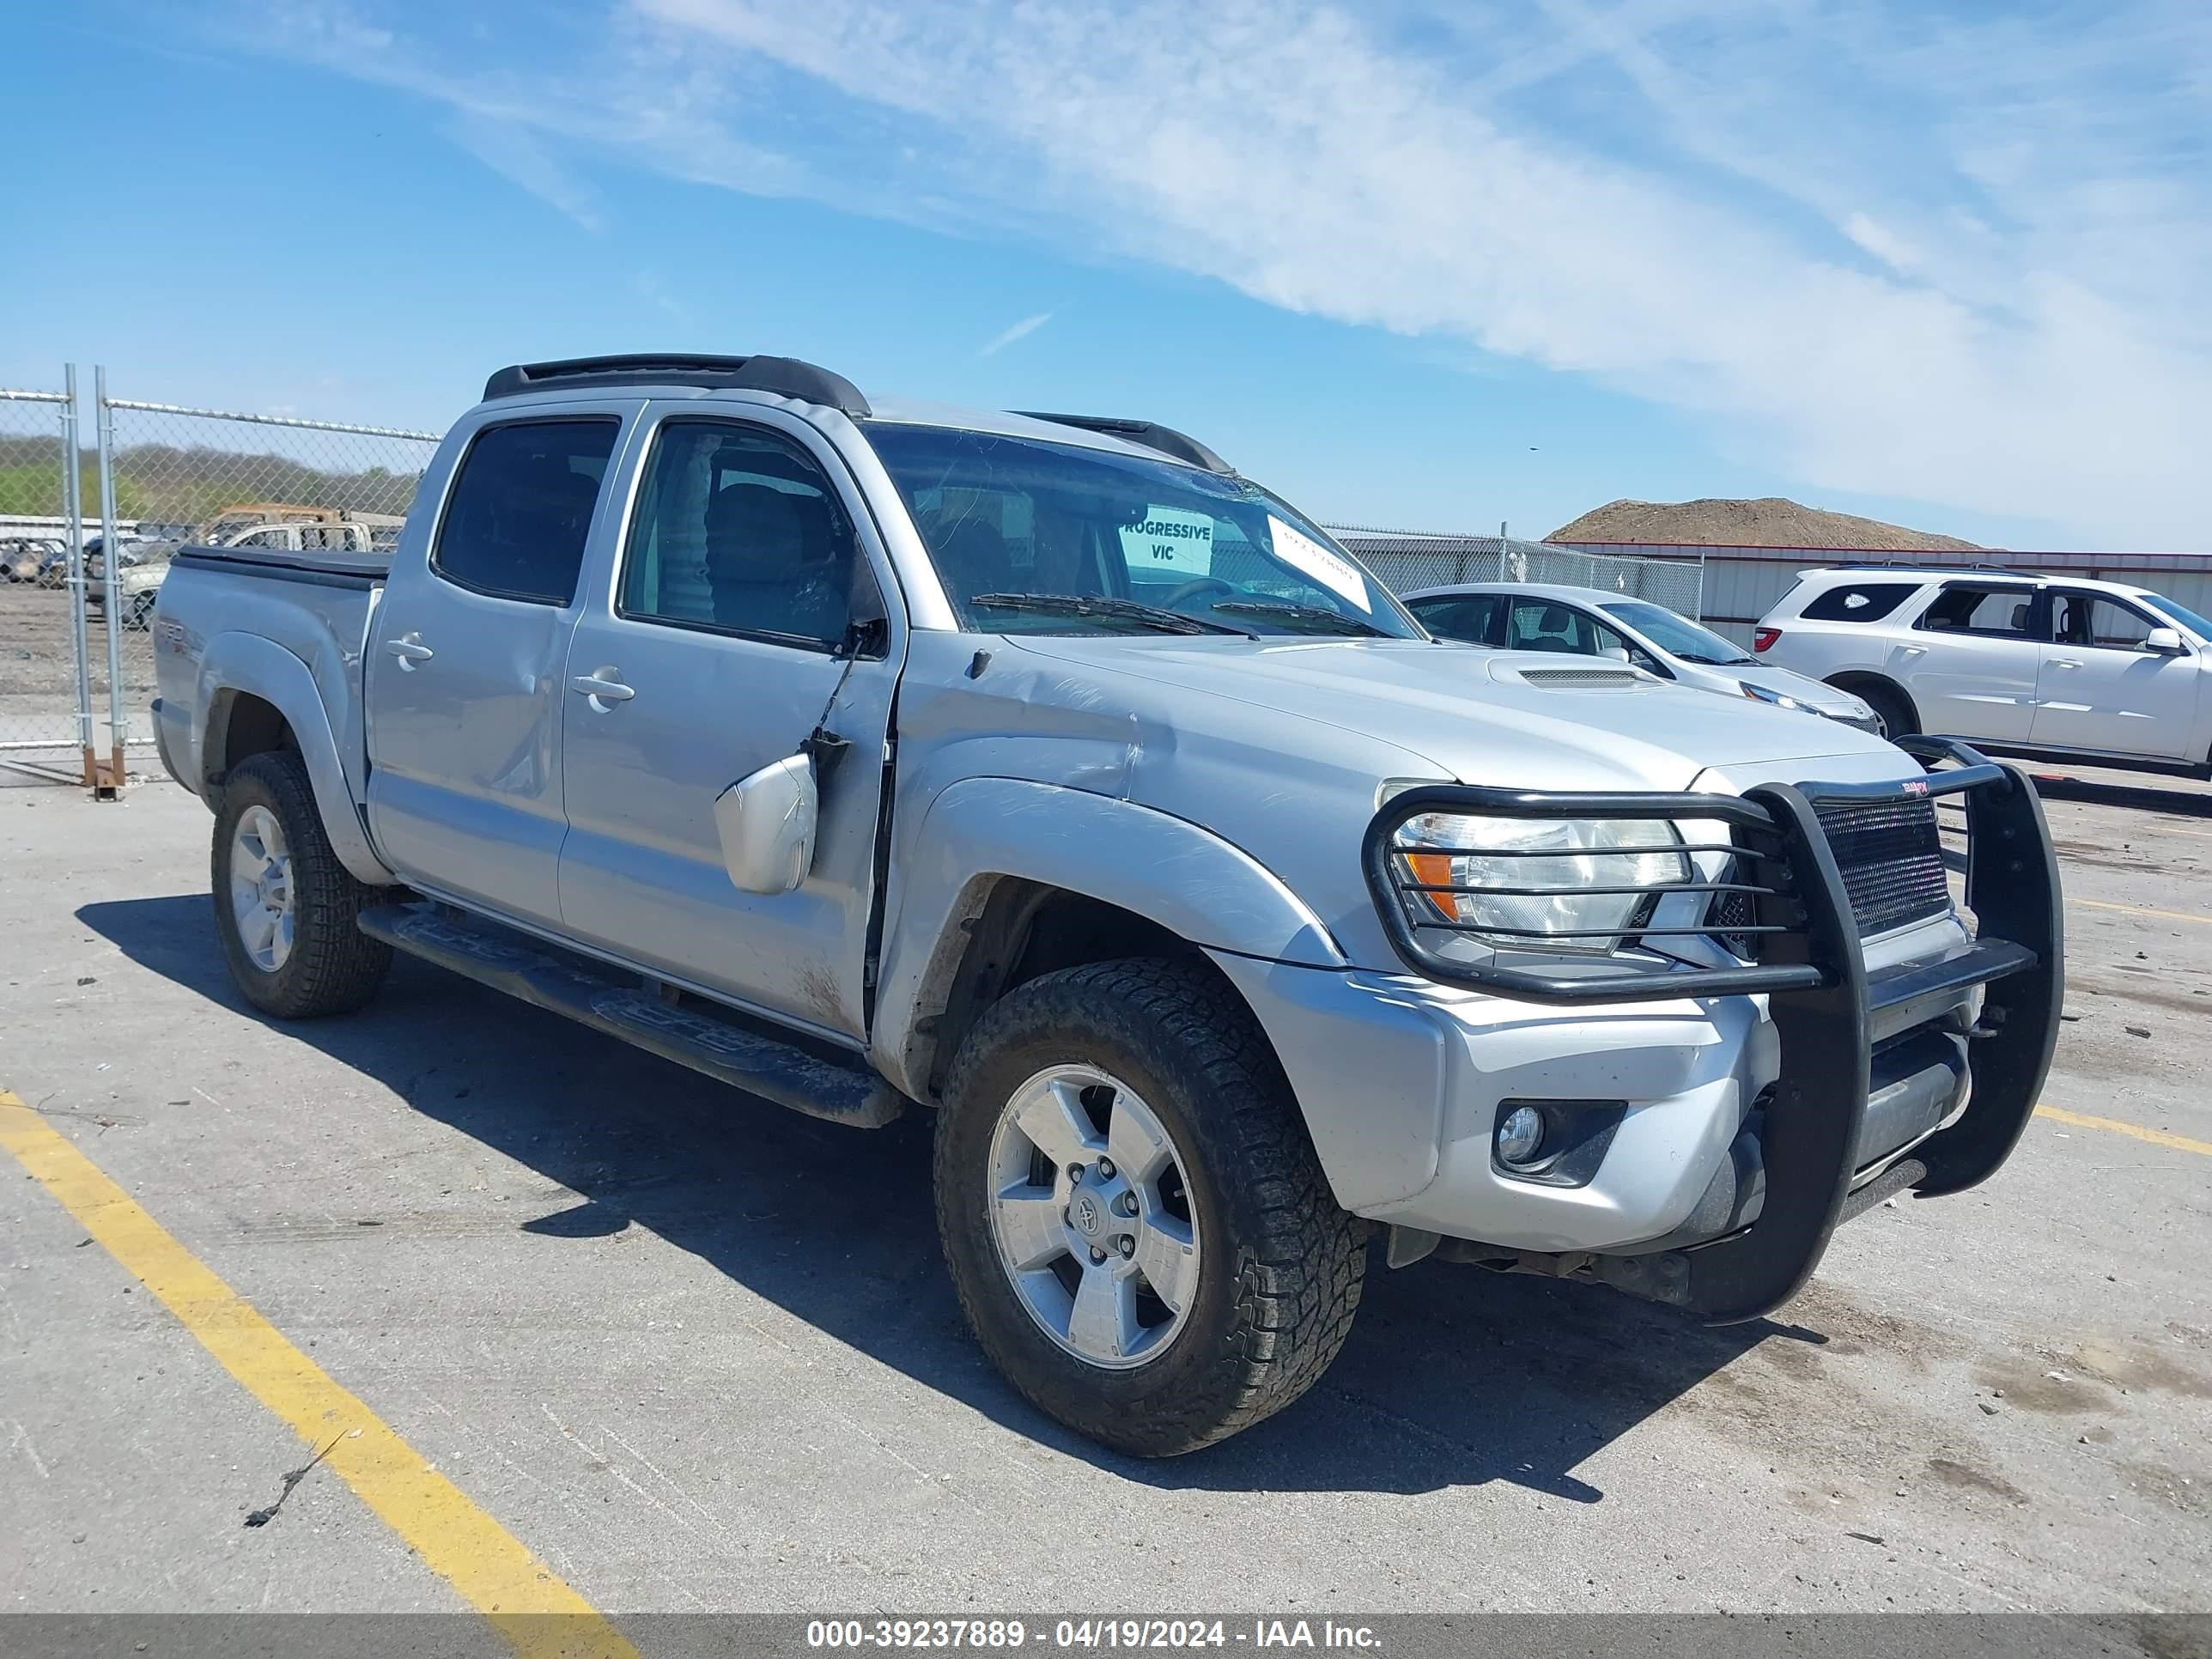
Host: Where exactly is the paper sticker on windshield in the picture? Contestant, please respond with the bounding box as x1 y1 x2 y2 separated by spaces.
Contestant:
1120 506 1216 576
1267 515 1371 611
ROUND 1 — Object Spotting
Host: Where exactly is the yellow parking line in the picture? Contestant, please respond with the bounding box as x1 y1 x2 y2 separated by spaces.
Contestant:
2036 1105 2212 1158
0 1091 637 1659
2071 896 2212 927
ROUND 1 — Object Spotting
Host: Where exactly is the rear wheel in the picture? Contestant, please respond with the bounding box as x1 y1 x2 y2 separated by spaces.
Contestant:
934 957 1366 1455
211 750 392 1018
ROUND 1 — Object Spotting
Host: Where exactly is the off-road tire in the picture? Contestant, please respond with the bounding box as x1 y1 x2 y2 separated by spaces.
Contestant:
934 957 1366 1455
212 750 392 1018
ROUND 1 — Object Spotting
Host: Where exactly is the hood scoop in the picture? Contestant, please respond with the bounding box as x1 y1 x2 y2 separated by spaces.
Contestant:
1489 660 1650 691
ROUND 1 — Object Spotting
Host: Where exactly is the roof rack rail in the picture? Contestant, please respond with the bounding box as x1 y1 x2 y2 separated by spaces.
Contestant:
1015 411 1231 474
1828 558 2025 574
483 355 870 416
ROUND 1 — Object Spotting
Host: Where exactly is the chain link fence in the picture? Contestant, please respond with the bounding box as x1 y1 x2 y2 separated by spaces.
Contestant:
1 381 90 782
1323 525 1707 619
23 372 1717 791
96 393 441 756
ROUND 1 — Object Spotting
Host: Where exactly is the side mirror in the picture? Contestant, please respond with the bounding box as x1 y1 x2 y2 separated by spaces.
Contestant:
1599 645 1632 663
2145 626 2185 654
713 754 817 895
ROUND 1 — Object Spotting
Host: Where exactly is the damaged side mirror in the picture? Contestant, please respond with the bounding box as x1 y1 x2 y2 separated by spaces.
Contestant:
714 754 818 895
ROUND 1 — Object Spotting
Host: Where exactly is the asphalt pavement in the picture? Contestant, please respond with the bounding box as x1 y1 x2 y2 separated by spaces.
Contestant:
3 769 2209 1619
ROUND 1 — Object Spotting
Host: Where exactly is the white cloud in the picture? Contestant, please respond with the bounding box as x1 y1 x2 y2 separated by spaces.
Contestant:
977 310 1055 357
445 109 604 231
228 0 2212 544
1838 214 1917 276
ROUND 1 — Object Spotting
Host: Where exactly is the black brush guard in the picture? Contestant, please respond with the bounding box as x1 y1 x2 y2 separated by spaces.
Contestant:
1360 736 2063 1323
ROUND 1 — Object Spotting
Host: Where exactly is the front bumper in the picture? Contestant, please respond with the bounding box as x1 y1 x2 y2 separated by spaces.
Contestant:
1334 736 2063 1323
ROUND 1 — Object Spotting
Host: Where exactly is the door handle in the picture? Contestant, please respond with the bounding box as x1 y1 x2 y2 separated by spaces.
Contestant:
570 671 636 707
2051 658 2081 670
384 635 434 669
1899 646 1926 657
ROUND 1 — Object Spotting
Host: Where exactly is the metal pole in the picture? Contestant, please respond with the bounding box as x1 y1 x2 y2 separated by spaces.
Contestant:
95 366 125 793
63 365 96 790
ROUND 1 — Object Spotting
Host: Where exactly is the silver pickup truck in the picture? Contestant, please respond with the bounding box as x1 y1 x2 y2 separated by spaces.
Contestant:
151 353 2063 1455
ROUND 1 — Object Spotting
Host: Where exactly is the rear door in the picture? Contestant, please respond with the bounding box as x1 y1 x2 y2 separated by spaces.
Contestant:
2032 590 2197 759
1893 582 2044 742
556 406 902 1042
364 407 631 931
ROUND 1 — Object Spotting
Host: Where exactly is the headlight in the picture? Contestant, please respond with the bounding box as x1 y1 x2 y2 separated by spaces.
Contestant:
1738 680 1812 714
1395 814 1692 953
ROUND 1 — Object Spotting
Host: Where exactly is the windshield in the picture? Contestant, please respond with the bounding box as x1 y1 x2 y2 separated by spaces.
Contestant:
2142 593 2212 640
863 422 1422 639
1599 599 1753 665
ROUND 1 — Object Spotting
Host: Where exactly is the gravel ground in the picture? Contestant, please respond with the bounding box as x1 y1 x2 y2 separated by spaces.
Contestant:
1 768 2208 1620
0 582 155 769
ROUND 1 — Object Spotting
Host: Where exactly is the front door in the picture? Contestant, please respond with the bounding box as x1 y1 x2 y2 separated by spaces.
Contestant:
364 412 627 931
1892 582 2044 742
2032 589 2198 759
556 410 901 1043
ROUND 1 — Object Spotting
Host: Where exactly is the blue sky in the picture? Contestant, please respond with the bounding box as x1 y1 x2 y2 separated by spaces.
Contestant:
9 1 2209 549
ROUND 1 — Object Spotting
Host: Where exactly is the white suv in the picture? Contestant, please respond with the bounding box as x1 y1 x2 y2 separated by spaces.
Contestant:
1756 568 2212 778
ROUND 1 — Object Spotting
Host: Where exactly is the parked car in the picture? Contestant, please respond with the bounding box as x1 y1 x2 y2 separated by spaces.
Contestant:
150 353 2062 1456
2 538 65 584
1756 568 2212 777
93 522 379 630
1401 581 1880 730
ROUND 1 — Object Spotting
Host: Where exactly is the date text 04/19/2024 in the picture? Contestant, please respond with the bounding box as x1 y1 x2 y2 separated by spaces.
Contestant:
805 1620 1383 1650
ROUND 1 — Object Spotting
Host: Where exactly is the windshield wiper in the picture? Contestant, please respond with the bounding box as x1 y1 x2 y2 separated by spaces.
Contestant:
969 592 1254 636
1211 599 1394 638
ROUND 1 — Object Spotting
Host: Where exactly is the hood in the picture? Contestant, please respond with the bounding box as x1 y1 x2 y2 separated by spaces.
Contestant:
1010 635 1902 793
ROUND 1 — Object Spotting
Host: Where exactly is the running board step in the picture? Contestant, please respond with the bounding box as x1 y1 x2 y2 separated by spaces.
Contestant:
357 902 903 1128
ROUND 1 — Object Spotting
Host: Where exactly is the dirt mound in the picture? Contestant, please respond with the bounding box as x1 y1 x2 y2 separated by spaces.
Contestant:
1550 496 1979 551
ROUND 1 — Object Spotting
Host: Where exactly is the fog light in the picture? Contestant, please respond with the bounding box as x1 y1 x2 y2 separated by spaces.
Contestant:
1496 1105 1547 1167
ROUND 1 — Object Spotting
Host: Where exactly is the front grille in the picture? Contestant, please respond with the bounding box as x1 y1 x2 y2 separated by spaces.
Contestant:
1814 795 1950 937
1707 881 1756 957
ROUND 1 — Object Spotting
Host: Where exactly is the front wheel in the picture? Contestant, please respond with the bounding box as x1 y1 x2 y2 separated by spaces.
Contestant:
934 957 1366 1455
1855 681 1917 740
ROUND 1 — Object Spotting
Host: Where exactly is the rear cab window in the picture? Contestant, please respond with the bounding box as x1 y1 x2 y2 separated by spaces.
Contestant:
1801 581 1921 623
432 418 621 605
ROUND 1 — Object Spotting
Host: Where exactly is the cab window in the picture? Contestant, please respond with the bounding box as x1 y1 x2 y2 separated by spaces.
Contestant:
1405 594 1503 645
1916 584 2041 639
619 419 867 650
2057 592 2160 651
1504 599 1628 656
433 418 618 605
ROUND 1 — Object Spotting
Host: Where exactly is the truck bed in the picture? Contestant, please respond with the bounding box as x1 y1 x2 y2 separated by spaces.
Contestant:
170 544 392 586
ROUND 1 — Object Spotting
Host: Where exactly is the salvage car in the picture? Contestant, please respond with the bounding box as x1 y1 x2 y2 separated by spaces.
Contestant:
1756 567 2212 775
1401 580 1879 728
149 354 2063 1455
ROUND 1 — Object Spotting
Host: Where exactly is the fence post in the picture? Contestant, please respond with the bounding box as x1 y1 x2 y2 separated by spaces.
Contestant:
62 365 97 792
94 366 125 795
